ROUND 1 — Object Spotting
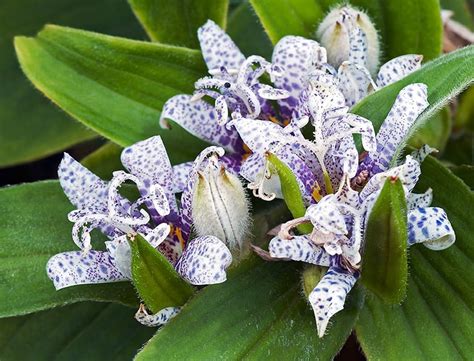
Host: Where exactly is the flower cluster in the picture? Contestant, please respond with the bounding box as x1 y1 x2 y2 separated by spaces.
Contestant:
48 5 455 336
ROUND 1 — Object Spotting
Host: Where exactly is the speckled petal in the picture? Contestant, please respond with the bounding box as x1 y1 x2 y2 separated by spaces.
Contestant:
407 189 433 209
360 155 421 201
135 305 181 327
376 55 423 87
408 207 455 250
160 95 242 153
308 267 358 337
175 235 232 285
121 136 175 208
348 28 368 66
172 162 193 193
268 235 331 266
146 223 172 248
306 196 348 234
272 36 327 117
105 235 132 279
197 19 245 71
232 117 287 154
58 153 109 213
337 61 372 106
46 250 126 290
363 83 429 173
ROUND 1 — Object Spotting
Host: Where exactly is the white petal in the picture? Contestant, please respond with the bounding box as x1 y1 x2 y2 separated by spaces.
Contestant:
268 235 331 266
408 207 455 250
376 55 423 87
135 305 181 327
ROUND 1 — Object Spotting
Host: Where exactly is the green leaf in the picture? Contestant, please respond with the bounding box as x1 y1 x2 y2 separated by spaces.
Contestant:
454 86 474 130
14 25 210 163
248 0 324 44
129 234 194 313
407 107 451 153
0 0 146 167
356 156 474 360
227 0 273 58
352 46 474 156
0 181 138 317
361 178 408 304
315 0 442 63
0 302 155 360
136 257 364 360
267 152 312 234
449 165 474 190
128 0 229 47
81 142 124 180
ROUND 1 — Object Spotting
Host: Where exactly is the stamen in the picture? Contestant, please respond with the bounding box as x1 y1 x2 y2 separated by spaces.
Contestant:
278 217 311 239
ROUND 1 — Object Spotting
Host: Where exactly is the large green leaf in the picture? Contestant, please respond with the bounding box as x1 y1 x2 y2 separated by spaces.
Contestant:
356 156 474 360
362 178 408 304
136 258 364 360
128 0 229 47
129 234 194 313
407 107 451 152
352 46 474 155
14 25 210 164
0 181 138 317
450 165 474 190
248 0 324 44
0 0 146 168
0 302 155 360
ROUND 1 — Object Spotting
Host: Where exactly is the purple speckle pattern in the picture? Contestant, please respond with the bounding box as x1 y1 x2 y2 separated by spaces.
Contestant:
308 267 358 337
58 153 109 213
362 83 429 174
175 235 232 285
376 55 423 87
269 235 330 266
160 95 243 153
272 36 326 116
198 19 245 71
408 207 455 250
306 196 348 235
47 250 126 290
135 306 181 327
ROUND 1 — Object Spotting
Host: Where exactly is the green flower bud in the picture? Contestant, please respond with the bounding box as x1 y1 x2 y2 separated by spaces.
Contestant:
192 163 250 253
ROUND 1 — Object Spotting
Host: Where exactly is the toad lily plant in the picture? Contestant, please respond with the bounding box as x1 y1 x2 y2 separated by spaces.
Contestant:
47 136 249 326
161 11 423 203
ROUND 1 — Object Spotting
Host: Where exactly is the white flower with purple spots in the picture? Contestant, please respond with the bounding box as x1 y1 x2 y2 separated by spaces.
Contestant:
255 83 455 337
47 136 238 326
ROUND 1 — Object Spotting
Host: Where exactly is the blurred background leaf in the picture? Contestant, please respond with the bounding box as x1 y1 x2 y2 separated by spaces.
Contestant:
0 0 146 168
128 0 229 47
0 302 155 361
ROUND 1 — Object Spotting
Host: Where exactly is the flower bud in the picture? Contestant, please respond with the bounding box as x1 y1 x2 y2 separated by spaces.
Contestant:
192 161 250 253
316 5 380 75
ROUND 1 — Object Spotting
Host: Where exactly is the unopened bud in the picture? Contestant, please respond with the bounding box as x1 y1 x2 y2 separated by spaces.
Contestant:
316 5 380 74
192 162 250 253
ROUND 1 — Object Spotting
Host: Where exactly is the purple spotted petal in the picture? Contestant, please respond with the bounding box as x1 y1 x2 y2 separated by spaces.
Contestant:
376 55 423 87
58 153 109 213
308 267 358 337
348 28 368 66
408 207 455 250
306 196 348 234
407 189 433 209
175 235 232 285
272 36 327 118
337 62 372 106
46 250 126 290
360 155 421 201
197 20 245 71
172 162 193 193
232 117 287 154
160 95 243 153
268 235 330 266
362 83 429 174
135 305 181 327
105 236 132 279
